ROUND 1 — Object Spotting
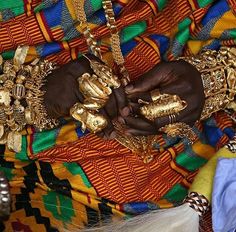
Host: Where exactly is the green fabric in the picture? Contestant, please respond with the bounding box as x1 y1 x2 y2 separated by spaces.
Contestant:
0 0 23 10
156 0 168 11
15 136 29 161
63 163 92 188
43 191 76 222
176 18 191 45
32 129 58 154
176 152 207 172
163 184 188 204
121 21 147 43
197 0 215 8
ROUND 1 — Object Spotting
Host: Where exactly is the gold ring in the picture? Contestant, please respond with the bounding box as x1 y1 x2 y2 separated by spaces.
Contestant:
150 89 161 102
168 114 176 124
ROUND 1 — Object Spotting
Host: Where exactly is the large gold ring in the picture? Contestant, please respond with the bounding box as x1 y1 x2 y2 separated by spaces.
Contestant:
168 114 176 124
150 89 161 102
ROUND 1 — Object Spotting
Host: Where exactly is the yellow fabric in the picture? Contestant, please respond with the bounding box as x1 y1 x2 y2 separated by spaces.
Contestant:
190 148 236 203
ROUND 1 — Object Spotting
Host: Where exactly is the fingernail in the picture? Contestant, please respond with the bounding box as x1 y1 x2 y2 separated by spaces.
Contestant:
120 106 130 117
109 131 117 139
125 84 133 93
117 116 125 124
124 131 131 136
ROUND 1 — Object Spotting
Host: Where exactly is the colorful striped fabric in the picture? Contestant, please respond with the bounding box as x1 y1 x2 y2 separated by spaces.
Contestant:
0 0 236 231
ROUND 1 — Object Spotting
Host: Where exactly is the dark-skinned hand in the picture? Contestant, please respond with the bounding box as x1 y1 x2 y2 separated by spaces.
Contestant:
118 60 205 136
43 56 127 138
43 57 89 119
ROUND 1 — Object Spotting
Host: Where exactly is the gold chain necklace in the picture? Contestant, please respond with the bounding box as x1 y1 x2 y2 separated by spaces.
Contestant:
72 0 157 163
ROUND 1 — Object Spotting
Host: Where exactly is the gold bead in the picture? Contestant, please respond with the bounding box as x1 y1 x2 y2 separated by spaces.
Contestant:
12 84 26 100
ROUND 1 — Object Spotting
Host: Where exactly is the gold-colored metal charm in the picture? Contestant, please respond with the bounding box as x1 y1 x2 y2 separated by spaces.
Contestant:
89 60 121 89
83 98 107 110
70 103 107 133
71 57 121 133
181 46 236 120
139 94 187 121
0 89 11 106
79 73 111 100
150 89 161 102
159 122 197 144
0 46 58 152
24 107 35 125
0 124 4 139
7 131 22 153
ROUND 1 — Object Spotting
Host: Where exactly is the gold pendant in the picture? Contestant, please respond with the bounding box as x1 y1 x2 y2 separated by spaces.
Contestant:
139 94 187 121
0 89 11 106
7 131 22 153
70 103 107 133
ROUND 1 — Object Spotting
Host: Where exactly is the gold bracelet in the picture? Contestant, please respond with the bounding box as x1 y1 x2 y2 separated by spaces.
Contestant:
180 46 236 120
0 47 58 152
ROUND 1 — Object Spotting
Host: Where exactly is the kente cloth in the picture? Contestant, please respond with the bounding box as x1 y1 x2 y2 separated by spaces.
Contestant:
0 0 236 231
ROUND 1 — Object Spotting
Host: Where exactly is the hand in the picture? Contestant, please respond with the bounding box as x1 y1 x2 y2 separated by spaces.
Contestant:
43 56 128 139
121 60 205 136
43 57 90 118
98 86 127 139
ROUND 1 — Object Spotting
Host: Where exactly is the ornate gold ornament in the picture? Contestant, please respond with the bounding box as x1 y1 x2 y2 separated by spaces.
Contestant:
139 94 187 121
72 1 236 163
0 46 58 152
159 123 198 144
181 46 236 120
70 103 108 133
70 56 121 133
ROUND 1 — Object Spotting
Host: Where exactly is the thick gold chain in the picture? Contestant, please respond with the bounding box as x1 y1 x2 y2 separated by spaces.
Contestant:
102 0 130 85
72 0 102 59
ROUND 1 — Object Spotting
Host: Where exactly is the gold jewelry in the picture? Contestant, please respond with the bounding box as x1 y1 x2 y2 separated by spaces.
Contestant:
168 114 177 124
0 171 11 218
180 46 236 120
0 46 58 152
70 57 121 133
70 103 107 133
72 0 102 59
150 89 161 102
139 94 187 121
159 122 197 144
102 0 130 85
113 120 157 164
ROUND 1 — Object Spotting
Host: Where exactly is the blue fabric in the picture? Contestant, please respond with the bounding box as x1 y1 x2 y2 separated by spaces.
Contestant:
212 158 236 232
201 0 229 25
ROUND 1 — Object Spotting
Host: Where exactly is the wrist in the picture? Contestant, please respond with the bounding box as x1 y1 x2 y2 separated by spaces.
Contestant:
180 47 236 120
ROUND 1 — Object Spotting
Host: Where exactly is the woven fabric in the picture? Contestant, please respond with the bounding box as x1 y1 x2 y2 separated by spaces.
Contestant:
0 0 236 231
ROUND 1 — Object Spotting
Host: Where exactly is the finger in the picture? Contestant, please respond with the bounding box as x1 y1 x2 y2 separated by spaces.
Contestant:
113 87 127 114
99 109 115 139
75 88 84 102
126 102 139 115
124 128 156 136
104 93 117 119
154 107 198 129
128 92 151 103
124 116 156 133
128 78 191 104
96 131 105 139
159 79 193 98
125 62 177 94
